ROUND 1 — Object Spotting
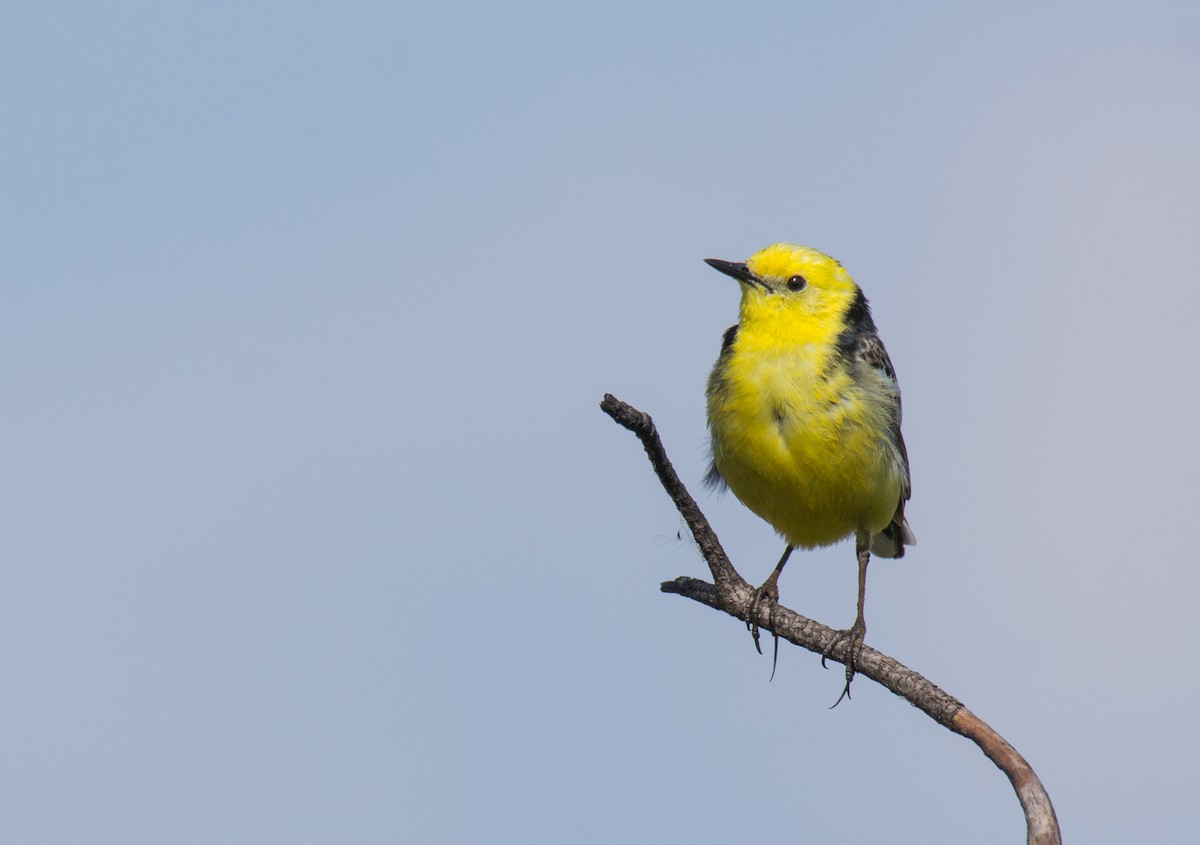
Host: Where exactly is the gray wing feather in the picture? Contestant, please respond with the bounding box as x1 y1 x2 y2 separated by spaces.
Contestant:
853 331 915 558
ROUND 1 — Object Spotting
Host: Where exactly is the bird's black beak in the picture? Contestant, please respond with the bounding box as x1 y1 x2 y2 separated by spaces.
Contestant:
704 258 764 288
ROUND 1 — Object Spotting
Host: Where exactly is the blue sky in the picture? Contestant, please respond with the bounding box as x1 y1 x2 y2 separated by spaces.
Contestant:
3 2 1199 842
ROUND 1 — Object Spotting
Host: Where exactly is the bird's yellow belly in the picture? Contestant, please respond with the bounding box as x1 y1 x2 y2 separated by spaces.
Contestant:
709 357 901 549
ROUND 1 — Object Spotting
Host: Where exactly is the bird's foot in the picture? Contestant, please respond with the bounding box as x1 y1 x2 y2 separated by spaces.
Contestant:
745 579 780 657
821 620 866 707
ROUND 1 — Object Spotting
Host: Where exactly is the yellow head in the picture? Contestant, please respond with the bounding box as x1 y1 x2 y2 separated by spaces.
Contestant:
705 243 860 339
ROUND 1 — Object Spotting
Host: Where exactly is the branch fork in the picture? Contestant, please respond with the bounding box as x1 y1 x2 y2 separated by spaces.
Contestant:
601 393 1059 845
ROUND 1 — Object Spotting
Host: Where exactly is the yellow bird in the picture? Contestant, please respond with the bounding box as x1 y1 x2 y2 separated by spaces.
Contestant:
705 243 914 693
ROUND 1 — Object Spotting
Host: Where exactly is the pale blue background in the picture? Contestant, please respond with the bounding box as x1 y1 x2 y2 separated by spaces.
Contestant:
3 2 1198 842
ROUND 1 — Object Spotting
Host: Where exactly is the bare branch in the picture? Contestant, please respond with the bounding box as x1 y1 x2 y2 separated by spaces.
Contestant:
949 709 1062 845
602 393 1060 845
599 394 744 592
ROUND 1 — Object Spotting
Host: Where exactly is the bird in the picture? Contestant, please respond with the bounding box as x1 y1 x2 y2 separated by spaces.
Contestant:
704 243 914 699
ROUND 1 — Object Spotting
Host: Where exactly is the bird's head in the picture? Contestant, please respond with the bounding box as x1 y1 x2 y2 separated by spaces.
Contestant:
705 243 859 329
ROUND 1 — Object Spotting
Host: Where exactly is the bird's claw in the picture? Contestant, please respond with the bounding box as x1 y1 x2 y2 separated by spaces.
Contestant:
822 621 866 707
745 581 779 655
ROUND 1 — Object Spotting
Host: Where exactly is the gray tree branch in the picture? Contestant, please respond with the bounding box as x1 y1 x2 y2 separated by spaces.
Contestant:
601 393 1060 845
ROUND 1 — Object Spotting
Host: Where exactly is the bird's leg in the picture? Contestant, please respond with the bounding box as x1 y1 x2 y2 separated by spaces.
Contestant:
823 535 870 706
747 545 793 673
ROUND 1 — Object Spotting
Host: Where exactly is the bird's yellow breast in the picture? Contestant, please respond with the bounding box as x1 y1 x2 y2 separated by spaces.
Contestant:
707 314 902 549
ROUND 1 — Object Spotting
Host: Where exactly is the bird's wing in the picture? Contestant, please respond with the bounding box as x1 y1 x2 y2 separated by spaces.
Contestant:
855 330 916 556
703 325 739 490
853 332 910 499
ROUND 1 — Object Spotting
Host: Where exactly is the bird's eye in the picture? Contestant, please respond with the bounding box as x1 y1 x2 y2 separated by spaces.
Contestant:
786 275 807 291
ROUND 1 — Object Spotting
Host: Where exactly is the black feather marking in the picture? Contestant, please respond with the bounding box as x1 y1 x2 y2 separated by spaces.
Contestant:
771 402 787 428
857 333 899 384
703 456 727 490
719 324 738 353
894 428 912 501
834 288 878 363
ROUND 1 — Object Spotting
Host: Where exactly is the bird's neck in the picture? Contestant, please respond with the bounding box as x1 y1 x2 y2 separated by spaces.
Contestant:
737 295 845 350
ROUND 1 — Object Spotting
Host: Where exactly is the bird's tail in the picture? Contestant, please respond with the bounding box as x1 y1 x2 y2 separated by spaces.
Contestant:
871 516 916 559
